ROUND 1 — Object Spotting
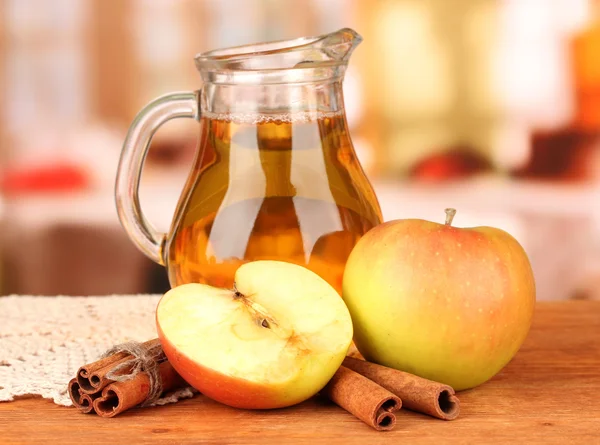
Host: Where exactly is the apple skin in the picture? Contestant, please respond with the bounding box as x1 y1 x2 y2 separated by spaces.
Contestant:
342 215 536 391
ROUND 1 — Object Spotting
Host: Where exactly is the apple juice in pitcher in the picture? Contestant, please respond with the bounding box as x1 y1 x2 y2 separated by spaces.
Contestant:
116 28 383 294
166 112 381 293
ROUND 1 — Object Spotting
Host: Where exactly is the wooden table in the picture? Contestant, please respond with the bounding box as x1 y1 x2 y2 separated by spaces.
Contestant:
1 301 599 444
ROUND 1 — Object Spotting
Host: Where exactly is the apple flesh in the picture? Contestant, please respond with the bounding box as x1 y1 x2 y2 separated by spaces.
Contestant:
342 209 535 391
157 260 353 409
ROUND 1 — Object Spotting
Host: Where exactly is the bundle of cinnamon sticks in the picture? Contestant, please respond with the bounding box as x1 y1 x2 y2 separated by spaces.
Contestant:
68 339 459 430
67 339 189 417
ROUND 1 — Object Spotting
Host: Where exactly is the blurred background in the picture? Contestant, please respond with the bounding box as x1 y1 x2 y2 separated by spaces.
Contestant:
1 0 600 300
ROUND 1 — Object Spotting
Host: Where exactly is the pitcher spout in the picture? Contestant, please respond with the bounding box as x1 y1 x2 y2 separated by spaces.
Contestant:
311 28 362 64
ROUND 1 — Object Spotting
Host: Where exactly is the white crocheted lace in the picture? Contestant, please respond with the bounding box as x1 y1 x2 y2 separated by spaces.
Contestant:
0 295 196 406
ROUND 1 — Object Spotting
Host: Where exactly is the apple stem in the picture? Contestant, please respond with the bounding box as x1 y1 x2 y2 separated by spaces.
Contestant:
445 208 456 226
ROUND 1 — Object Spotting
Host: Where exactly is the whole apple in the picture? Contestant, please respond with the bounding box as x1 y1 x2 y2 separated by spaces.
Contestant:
342 209 535 391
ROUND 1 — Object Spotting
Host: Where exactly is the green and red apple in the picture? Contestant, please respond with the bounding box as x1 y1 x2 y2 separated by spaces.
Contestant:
157 260 353 409
342 209 536 391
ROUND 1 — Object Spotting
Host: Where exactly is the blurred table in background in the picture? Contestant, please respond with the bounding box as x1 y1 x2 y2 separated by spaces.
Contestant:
1 170 599 301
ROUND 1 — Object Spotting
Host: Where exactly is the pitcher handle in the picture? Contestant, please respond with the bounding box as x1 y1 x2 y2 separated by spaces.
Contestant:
115 91 199 265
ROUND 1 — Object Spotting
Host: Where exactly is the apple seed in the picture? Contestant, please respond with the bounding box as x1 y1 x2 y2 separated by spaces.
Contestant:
232 282 286 334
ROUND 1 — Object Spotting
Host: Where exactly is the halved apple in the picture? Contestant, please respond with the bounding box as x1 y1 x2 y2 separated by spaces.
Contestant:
156 260 353 409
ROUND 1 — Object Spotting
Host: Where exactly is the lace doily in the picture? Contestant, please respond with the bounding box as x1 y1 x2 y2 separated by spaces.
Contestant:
0 295 196 406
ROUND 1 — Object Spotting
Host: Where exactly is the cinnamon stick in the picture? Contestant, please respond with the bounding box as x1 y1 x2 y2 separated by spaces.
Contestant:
76 338 161 394
321 366 401 431
67 378 98 414
92 360 186 418
343 357 460 420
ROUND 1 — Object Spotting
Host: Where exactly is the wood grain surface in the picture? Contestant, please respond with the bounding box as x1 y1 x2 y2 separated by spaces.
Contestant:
1 301 599 444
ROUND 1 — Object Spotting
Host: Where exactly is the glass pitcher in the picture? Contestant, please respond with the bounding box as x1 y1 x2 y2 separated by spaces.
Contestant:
115 28 382 294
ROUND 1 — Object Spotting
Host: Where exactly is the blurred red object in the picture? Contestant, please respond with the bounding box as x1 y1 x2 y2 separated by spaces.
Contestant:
513 128 600 181
0 163 90 196
409 147 493 182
